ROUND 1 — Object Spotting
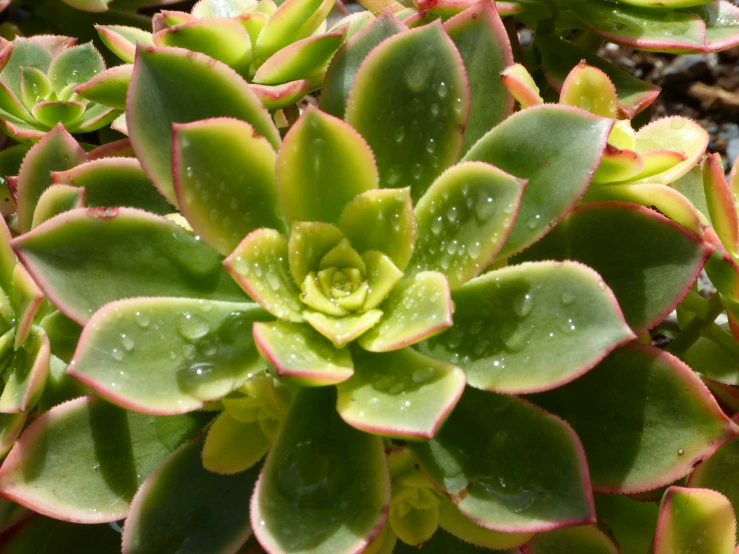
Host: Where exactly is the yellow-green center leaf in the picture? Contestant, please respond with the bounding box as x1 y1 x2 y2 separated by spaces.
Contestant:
303 309 383 348
524 525 618 554
346 21 469 203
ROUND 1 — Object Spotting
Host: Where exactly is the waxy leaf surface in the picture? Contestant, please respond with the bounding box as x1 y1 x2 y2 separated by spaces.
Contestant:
523 525 617 554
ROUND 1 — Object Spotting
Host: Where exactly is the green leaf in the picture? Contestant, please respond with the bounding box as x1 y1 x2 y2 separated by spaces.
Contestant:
254 0 335 61
410 387 594 532
287 222 344 286
362 250 404 311
31 184 85 229
122 437 259 554
276 106 377 224
253 30 346 86
703 153 739 256
74 64 132 110
39 311 82 364
410 161 524 289
418 261 634 393
35 353 86 413
202 412 271 474
173 118 285 255
464 104 613 257
515 202 712 334
594 494 659 554
0 218 16 294
65 104 119 135
359 272 452 352
69 298 269 414
0 515 122 554
336 347 464 439
0 395 211 522
687 1 739 52
559 62 619 118
11 263 44 348
531 343 737 493
654 487 736 554
302 310 383 348
224 228 304 322
252 387 389 554
47 43 105 94
127 45 279 205
443 0 513 154
393 527 516 553
31 101 85 128
437 498 532 549
0 412 26 459
338 188 415 271
1 39 53 100
500 63 544 110
249 79 312 111
346 21 469 203
51 157 173 216
153 18 253 76
689 438 739 531
524 525 618 554
0 329 49 413
96 25 154 64
15 124 87 233
0 82 32 121
321 11 406 119
253 320 353 384
13 208 247 324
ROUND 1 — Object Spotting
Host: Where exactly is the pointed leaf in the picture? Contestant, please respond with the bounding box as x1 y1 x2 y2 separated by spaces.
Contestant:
362 250 405 310
0 218 15 294
51 157 173 215
1 40 53 100
592 144 644 183
0 83 31 121
254 0 335 61
464 105 613 257
122 437 258 554
655 487 736 554
75 64 132 110
703 153 739 256
0 328 48 414
523 525 618 554
346 22 469 203
336 347 464 439
287 222 344 286
127 45 279 205
443 0 513 154
0 412 26 459
96 25 154 64
224 229 303 322
321 11 406 119
437 498 532 549
252 387 389 554
559 62 619 118
16 124 86 233
31 184 85 229
250 80 312 111
410 388 594 533
531 343 737 493
688 1 739 52
47 43 105 94
253 320 353 384
359 271 452 352
410 161 525 289
202 412 271 474
0 396 212 523
65 104 119 135
11 262 44 348
338 188 415 271
303 309 383 348
69 298 269 414
153 18 253 76
500 63 543 109
30 101 85 128
276 106 377 225
633 149 688 182
173 118 284 255
418 261 635 394
516 202 712 334
13 208 246 324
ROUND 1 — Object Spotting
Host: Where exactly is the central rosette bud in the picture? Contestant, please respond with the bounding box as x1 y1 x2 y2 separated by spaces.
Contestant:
299 238 373 317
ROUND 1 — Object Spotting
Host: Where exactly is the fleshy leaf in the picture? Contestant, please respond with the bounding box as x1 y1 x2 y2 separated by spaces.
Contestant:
127 45 279 205
252 386 389 554
74 64 132 110
443 0 513 154
437 498 532 549
65 104 118 135
51 157 173 215
336 347 464 439
689 1 739 52
363 251 405 310
173 118 284 255
276 106 377 224
516 202 711 334
0 396 211 523
68 298 269 414
224 229 304 322
346 21 469 203
654 487 736 554
249 80 312 111
16 124 87 233
154 18 253 76
338 188 415 271
594 494 659 554
253 0 335 61
202 412 271 474
523 525 618 554
11 262 44 348
703 153 738 256
303 309 383 348
418 261 634 394
0 329 49 413
559 62 619 118
96 25 154 64
592 144 644 183
287 221 344 286
321 11 406 119
531 343 737 493
410 387 594 533
689 438 739 533
47 43 105 94
31 101 85 128
0 39 53 101
253 320 353 384
500 63 543 109
410 161 525 289
464 105 613 257
359 271 452 352
13 208 246 324
122 437 259 554
31 184 85 229
0 412 26 458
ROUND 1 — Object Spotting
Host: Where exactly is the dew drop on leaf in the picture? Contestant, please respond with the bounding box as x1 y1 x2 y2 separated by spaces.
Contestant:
176 312 210 341
177 362 234 401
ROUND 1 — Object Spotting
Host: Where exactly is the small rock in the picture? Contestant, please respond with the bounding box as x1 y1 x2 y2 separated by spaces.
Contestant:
720 123 739 140
660 54 718 84
727 137 739 168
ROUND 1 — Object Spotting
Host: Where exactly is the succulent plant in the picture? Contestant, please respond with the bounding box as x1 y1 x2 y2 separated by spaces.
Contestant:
0 36 119 142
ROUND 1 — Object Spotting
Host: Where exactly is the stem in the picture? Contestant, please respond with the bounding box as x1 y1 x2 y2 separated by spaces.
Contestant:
702 323 739 359
667 293 725 359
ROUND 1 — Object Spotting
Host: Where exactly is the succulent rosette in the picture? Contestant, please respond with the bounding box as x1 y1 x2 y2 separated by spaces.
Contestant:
0 36 118 142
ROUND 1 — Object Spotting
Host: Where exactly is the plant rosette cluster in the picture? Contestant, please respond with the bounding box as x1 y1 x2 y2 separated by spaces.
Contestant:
79 0 355 119
0 2 738 554
0 36 118 142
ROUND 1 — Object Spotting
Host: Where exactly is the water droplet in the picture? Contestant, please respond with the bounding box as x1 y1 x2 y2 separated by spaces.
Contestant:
499 322 534 352
374 375 396 391
121 334 134 352
561 291 576 306
447 206 458 223
513 293 534 318
670 118 687 130
468 241 481 259
430 103 440 117
678 448 685 456
431 217 443 235
177 362 233 401
394 127 405 143
477 476 539 514
526 215 541 230
388 382 405 395
412 366 436 383
111 348 124 362
176 313 210 341
135 312 150 329
437 81 448 98
475 197 495 221
404 57 436 92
